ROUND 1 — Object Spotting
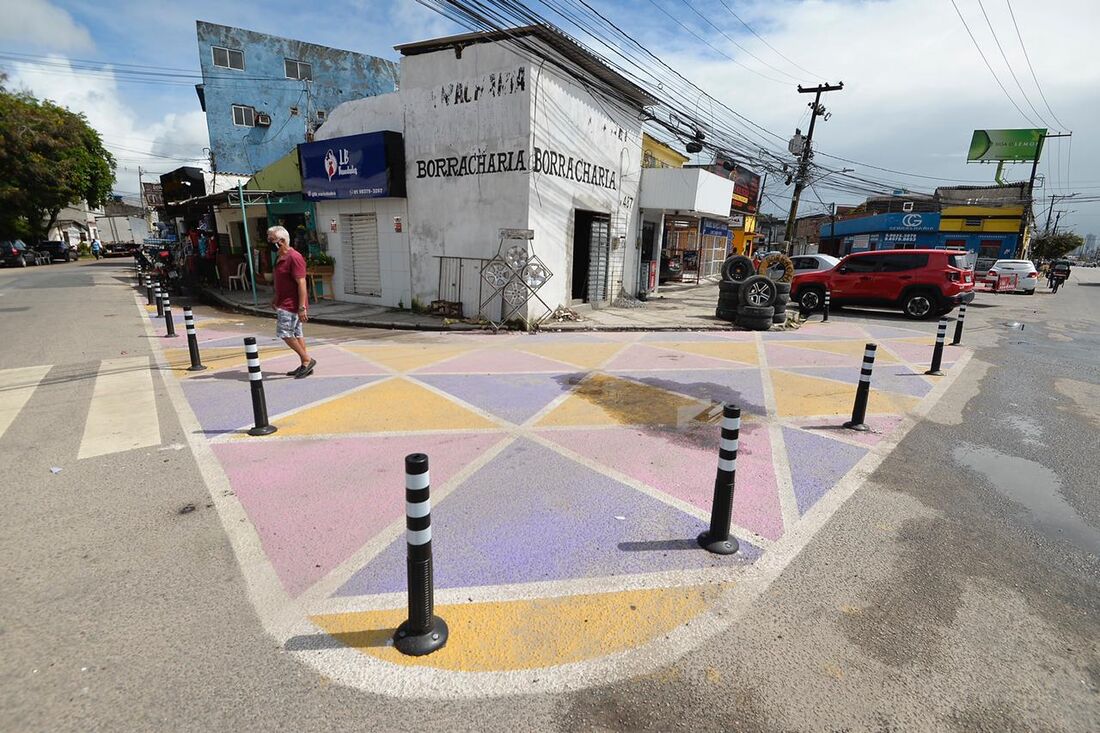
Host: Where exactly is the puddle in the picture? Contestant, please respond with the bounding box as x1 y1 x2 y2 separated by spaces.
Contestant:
952 443 1100 555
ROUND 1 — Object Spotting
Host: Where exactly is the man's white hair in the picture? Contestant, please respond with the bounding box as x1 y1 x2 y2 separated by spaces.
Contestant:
267 225 290 244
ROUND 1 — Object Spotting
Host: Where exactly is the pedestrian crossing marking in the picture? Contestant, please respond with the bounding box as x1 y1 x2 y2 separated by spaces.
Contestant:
0 365 52 442
78 356 161 459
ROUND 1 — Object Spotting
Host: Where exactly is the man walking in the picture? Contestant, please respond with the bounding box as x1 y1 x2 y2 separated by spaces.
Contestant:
268 225 315 378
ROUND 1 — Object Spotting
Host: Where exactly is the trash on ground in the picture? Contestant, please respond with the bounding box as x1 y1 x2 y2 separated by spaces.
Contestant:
50 467 62 474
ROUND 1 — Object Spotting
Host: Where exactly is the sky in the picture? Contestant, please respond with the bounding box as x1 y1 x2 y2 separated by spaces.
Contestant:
1 0 1096 234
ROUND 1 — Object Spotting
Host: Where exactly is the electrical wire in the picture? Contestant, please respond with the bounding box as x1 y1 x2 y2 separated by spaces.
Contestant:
1004 0 1068 132
673 0 801 82
714 0 823 79
974 0 1051 128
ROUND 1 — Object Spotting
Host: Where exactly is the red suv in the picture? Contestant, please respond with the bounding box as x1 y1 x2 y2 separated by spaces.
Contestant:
791 249 975 319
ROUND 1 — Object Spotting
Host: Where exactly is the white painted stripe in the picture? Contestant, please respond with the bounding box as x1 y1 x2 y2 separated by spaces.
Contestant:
718 457 735 472
721 418 741 430
245 348 259 356
407 526 432 545
186 327 196 334
720 438 739 452
0 365 52 442
78 356 160 459
406 499 431 518
864 349 876 359
248 371 262 381
246 357 260 368
859 374 871 383
406 471 430 490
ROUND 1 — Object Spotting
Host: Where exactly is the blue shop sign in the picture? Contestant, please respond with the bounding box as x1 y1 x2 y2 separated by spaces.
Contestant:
701 218 729 237
822 211 941 238
299 131 406 201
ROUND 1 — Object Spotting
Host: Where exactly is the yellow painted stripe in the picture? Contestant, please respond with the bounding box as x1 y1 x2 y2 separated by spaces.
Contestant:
0 365 52 442
78 356 160 459
312 584 725 672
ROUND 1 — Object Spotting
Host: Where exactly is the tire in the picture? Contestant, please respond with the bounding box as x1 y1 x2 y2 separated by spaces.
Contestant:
739 304 774 319
739 275 778 307
772 310 789 324
775 281 792 295
718 280 741 294
1026 288 1035 295
717 294 740 307
774 294 790 306
721 255 755 283
715 307 737 322
901 290 939 319
19 255 28 268
797 286 824 311
758 253 795 283
737 316 773 331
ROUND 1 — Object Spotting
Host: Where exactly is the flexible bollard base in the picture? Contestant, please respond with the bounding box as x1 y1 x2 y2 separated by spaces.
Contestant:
925 369 945 377
842 420 870 432
186 364 208 372
395 616 449 656
248 424 277 436
697 531 739 555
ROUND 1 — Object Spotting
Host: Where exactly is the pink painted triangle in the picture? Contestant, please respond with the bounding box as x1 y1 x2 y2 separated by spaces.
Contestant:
604 344 742 371
414 348 574 374
764 343 856 368
541 422 784 541
211 432 504 597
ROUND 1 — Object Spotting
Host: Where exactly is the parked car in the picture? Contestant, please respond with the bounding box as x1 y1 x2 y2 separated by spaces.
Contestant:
103 241 136 257
35 240 76 262
791 249 975 319
984 259 1038 293
790 254 841 274
2 239 50 267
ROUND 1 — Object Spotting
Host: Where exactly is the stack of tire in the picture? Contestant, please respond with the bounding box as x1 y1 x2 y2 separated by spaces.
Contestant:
715 253 795 331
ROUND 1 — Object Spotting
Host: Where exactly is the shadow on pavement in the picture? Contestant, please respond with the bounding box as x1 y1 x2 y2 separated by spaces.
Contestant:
284 628 393 651
617 539 701 552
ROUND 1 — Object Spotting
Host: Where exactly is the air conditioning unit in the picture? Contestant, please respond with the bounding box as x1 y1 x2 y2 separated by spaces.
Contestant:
902 201 914 212
255 113 272 127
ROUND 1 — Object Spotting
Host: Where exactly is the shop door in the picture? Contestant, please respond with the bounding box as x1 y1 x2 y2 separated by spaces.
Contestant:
340 213 381 297
571 210 610 302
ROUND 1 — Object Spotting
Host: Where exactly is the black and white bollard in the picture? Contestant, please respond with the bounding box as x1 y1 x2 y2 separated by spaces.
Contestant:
147 279 155 306
183 307 206 371
951 303 967 345
154 285 164 317
823 289 831 322
244 337 277 436
162 292 176 337
926 317 949 376
843 343 877 432
698 404 740 555
395 453 449 656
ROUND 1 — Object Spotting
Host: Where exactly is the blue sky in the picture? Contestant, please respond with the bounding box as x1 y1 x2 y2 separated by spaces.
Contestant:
2 0 1097 232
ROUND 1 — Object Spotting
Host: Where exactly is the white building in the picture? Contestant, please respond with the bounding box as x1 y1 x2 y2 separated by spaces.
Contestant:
306 26 734 321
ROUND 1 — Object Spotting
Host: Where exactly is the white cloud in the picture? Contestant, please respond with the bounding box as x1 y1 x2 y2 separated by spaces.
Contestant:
7 57 210 198
0 0 94 52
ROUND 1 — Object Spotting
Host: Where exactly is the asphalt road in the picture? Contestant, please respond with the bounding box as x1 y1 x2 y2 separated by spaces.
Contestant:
1 258 1097 731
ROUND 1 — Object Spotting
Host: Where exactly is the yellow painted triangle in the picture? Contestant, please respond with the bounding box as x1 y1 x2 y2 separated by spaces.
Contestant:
274 378 497 435
194 317 243 328
773 340 898 363
517 342 626 369
343 343 474 373
537 373 712 427
770 369 918 417
649 341 759 366
312 583 725 672
144 304 158 313
163 346 285 377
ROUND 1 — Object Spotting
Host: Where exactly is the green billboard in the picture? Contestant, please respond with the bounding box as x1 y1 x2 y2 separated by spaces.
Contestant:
967 128 1046 162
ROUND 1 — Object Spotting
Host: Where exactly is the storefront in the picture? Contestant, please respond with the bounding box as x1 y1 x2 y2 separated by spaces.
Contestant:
820 212 943 255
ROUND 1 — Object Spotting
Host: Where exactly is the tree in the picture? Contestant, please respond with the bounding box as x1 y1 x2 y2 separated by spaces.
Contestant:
0 79 115 241
1030 232 1083 261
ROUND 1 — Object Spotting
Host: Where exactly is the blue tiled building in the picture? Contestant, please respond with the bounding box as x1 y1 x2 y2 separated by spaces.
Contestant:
195 21 398 175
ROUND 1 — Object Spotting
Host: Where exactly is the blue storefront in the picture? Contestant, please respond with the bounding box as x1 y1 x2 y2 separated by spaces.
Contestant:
820 212 942 255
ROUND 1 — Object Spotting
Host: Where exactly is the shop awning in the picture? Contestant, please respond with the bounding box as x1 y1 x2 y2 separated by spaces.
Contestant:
639 168 735 219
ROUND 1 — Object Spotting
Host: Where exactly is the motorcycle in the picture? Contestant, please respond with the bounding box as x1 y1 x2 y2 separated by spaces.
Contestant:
1051 273 1068 293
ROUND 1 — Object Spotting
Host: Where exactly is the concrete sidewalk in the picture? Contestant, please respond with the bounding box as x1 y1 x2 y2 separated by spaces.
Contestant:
196 277 730 332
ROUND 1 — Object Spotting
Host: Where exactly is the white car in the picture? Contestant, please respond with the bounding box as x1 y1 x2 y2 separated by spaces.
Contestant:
791 254 841 274
985 259 1039 293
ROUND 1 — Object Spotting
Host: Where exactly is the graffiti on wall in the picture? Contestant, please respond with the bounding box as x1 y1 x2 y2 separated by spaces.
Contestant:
414 145 617 190
431 66 527 108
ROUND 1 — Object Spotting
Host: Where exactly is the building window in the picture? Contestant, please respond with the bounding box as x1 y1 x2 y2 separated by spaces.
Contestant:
316 110 326 120
232 104 255 127
284 58 313 81
964 218 982 227
212 46 244 70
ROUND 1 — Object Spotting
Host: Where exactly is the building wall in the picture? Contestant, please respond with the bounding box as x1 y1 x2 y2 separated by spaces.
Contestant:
642 133 688 169
196 21 398 175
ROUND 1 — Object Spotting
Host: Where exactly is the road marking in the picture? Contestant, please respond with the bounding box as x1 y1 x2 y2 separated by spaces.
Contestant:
0 365 52 441
78 356 160 459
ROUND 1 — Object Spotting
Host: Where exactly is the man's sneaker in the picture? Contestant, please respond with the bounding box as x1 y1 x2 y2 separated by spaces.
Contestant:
295 358 316 379
285 365 304 377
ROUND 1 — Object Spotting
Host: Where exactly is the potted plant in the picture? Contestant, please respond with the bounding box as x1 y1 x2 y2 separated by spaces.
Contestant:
306 252 335 274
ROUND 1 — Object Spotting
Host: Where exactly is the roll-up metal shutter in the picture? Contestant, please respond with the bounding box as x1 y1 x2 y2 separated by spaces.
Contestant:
341 213 381 297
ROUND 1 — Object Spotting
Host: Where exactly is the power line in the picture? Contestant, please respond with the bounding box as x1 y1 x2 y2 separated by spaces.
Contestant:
1005 0 1069 131
974 0 1051 128
947 0 1041 126
674 0 801 82
714 0 823 79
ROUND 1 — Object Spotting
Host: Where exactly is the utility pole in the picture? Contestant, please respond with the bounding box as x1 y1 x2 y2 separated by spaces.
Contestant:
1016 131 1071 257
783 82 843 253
1043 193 1077 234
1052 210 1064 234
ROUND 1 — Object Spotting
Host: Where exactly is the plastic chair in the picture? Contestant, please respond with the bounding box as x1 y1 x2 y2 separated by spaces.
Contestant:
228 262 246 291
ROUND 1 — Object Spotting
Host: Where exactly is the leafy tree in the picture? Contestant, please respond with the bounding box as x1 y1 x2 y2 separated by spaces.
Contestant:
1030 232 1083 261
0 78 115 240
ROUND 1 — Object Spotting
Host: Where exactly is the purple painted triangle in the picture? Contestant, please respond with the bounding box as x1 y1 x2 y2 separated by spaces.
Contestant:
414 373 578 424
213 433 504 597
335 439 761 596
785 365 933 398
863 324 934 339
182 375 378 435
605 344 739 371
782 426 867 515
611 369 767 417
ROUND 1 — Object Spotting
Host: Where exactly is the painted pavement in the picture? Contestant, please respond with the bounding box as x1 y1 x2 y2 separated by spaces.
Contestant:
147 301 968 697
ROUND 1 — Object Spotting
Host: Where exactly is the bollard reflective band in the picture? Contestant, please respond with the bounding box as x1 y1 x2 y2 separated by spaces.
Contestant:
720 437 739 452
406 527 432 546
406 471 430 490
718 457 736 473
406 499 431 518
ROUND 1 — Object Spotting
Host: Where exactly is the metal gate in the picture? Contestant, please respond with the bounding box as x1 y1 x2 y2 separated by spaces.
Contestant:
588 215 610 302
340 213 381 297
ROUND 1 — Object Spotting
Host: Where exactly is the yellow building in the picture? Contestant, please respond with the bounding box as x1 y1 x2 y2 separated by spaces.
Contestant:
641 133 689 169
939 205 1024 263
